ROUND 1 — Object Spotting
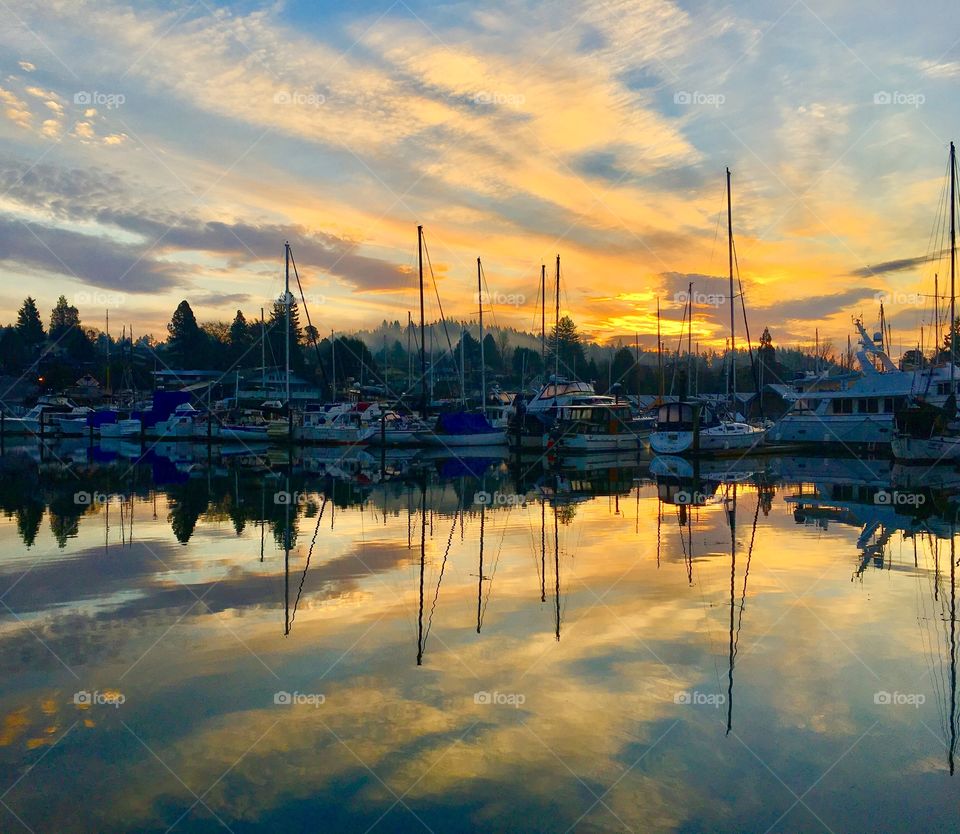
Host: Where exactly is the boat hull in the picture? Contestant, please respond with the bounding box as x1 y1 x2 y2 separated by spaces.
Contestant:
416 431 508 447
294 426 377 444
767 414 894 447
650 426 766 456
100 419 142 438
891 433 960 462
554 434 638 453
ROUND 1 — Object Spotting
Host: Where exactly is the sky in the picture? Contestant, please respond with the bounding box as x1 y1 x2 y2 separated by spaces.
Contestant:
0 0 958 354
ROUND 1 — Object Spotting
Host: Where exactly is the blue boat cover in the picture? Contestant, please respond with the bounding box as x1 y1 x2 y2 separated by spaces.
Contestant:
134 391 192 427
89 410 118 427
436 411 495 434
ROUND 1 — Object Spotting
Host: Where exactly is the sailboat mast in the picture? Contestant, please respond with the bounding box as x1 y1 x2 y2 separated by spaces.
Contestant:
541 264 546 373
657 296 663 399
951 142 956 391
478 257 486 411
284 242 291 429
727 168 737 410
407 311 413 396
418 225 427 419
554 254 560 401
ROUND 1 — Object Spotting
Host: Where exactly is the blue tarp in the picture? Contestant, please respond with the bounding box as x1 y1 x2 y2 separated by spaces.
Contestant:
89 410 118 427
436 411 496 434
133 391 192 427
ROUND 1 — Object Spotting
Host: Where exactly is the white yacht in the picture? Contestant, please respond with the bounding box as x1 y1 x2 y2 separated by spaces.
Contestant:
510 377 617 449
767 320 960 448
649 401 766 455
549 403 639 453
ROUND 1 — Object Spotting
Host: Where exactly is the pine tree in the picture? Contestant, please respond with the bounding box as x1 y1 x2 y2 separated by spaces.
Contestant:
15 297 45 347
49 295 81 340
547 315 586 377
166 300 205 368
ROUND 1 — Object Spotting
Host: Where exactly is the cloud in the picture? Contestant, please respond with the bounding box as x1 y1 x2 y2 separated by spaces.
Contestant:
0 156 413 293
17 60 35 72
850 251 943 278
0 215 185 292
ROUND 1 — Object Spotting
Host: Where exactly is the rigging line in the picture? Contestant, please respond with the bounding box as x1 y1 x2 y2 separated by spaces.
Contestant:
732 491 761 662
669 292 690 396
708 180 726 267
290 495 328 627
288 249 330 389
479 503 513 627
421 232 462 393
423 502 458 647
732 239 760 405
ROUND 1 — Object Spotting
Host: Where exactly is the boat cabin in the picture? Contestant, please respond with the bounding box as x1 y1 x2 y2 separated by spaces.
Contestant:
556 403 633 434
655 401 717 431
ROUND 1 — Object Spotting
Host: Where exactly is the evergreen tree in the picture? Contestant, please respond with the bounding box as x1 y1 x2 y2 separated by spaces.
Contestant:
611 347 637 393
546 315 586 377
482 333 502 372
511 346 542 380
15 297 45 348
166 300 206 368
268 293 305 372
49 295 81 340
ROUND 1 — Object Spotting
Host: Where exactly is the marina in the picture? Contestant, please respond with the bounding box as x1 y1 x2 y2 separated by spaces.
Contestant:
1 2 958 829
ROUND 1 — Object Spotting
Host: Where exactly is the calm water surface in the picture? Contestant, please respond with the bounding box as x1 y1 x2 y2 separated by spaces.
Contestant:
0 439 958 832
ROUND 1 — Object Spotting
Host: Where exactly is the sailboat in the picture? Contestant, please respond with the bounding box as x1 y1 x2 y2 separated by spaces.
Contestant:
416 234 506 447
893 140 960 462
509 255 620 450
650 168 766 456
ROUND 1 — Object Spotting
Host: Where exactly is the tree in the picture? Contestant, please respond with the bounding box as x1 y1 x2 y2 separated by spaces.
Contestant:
546 315 586 377
0 326 28 373
758 327 774 362
512 346 542 381
268 294 305 372
49 295 81 341
611 347 637 393
15 297 45 348
166 300 205 368
482 333 502 372
228 310 254 365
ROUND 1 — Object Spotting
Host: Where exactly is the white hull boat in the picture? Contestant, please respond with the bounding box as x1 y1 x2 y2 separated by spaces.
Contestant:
100 419 142 438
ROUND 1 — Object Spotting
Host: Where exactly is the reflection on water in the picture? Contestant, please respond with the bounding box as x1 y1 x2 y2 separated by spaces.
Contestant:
1 438 959 831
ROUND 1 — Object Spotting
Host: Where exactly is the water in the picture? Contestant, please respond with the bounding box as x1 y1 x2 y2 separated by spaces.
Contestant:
0 439 958 832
